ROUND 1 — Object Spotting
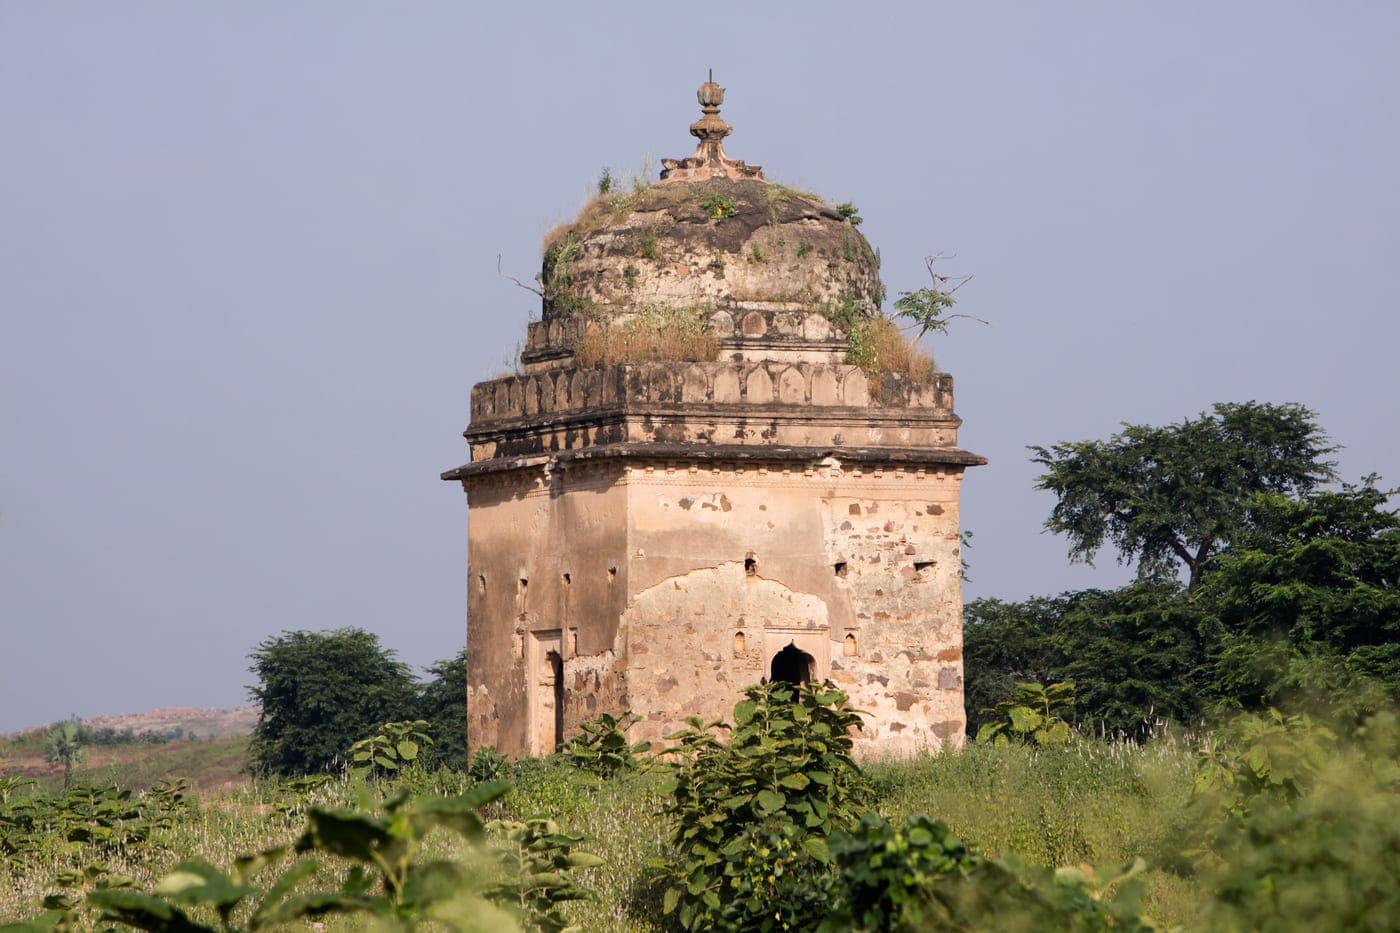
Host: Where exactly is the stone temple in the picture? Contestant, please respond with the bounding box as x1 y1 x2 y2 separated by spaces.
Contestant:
443 79 985 758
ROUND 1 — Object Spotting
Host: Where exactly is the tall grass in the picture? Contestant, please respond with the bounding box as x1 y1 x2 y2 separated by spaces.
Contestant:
4 725 1394 931
865 736 1202 927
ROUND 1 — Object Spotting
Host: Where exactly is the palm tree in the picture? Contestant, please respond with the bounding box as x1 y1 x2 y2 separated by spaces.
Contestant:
44 721 87 789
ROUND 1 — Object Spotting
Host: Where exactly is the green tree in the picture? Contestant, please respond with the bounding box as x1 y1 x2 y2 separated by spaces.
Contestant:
1050 583 1213 735
415 649 468 771
965 584 1212 738
247 628 418 777
1206 481 1400 711
1031 401 1337 588
962 596 1063 735
44 721 87 789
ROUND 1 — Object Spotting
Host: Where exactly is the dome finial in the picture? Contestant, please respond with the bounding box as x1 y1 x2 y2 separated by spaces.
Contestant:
659 73 764 183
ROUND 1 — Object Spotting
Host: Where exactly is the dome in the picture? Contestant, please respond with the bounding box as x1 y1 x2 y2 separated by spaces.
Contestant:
539 177 883 322
522 79 886 371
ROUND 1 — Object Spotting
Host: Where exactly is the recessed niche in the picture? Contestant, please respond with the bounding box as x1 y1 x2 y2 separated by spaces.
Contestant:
477 574 486 593
744 557 757 576
734 631 747 654
562 572 572 586
914 561 935 572
607 566 618 578
844 633 858 656
834 561 848 578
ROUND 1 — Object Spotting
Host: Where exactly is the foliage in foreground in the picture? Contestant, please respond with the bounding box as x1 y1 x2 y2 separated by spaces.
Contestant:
5 779 606 933
656 682 1159 932
660 681 871 930
7 697 1400 931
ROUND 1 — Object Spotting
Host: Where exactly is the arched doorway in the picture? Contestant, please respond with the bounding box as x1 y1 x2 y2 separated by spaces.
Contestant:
770 643 814 685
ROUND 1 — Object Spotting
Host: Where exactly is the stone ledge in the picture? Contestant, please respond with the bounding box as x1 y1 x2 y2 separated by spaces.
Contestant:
470 361 953 421
442 442 987 482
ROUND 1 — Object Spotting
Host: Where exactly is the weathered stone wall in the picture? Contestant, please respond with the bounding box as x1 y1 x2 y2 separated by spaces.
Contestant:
618 458 966 754
463 453 967 759
463 462 632 758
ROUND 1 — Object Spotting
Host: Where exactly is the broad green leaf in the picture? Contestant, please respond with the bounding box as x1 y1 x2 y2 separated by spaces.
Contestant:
250 858 320 927
254 891 380 925
0 911 68 933
154 861 252 910
1007 706 1042 733
396 740 419 761
298 809 399 866
755 790 786 814
86 889 212 933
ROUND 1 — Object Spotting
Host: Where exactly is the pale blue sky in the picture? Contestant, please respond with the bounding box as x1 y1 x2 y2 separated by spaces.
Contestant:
3 3 1397 730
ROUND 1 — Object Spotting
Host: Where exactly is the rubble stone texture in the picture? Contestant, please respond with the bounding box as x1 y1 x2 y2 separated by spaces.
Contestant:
443 80 985 758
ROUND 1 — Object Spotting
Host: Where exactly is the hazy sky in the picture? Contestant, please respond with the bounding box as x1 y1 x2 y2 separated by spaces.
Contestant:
3 3 1397 731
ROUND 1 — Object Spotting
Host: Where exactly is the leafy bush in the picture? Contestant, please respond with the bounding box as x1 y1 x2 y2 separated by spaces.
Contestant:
0 782 188 870
1194 708 1400 932
7 781 609 933
348 720 433 782
698 193 737 220
659 680 870 931
821 814 979 931
563 712 651 778
977 681 1077 746
484 817 604 933
470 745 508 783
1192 708 1335 817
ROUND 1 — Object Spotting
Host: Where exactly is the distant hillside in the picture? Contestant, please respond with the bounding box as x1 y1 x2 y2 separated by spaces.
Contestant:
77 705 259 740
3 706 259 741
0 734 251 792
0 706 259 791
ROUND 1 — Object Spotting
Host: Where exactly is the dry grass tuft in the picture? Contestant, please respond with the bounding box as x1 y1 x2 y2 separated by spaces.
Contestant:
574 306 719 368
869 316 938 383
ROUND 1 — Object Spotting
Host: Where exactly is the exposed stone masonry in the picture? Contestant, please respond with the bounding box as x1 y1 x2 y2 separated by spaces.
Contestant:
444 79 984 759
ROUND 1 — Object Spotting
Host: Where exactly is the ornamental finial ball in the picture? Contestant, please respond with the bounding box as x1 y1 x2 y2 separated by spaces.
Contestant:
698 74 725 112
